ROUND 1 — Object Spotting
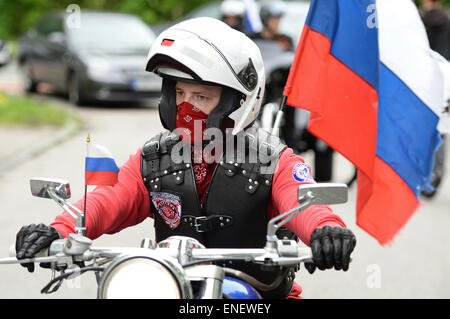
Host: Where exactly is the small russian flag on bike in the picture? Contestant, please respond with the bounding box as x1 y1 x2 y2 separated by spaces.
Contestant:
85 134 120 186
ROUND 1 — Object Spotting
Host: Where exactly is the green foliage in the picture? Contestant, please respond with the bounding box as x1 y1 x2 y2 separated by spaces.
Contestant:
0 0 449 40
0 93 69 126
0 0 215 40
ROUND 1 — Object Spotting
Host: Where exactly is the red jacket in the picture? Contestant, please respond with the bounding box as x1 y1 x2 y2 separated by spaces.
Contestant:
51 147 345 241
51 146 346 298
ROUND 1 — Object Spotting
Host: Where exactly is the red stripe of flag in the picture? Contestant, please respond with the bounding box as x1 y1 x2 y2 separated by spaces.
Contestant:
283 26 378 178
85 170 118 186
356 158 420 244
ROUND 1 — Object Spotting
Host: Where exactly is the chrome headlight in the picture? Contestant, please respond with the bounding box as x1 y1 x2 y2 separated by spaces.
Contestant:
98 254 191 299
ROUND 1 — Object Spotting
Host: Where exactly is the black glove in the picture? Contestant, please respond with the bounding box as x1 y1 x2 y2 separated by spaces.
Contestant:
15 223 61 273
305 226 356 274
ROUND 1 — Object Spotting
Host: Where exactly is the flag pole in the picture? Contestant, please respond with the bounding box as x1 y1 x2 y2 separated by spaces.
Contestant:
271 95 287 136
81 133 90 236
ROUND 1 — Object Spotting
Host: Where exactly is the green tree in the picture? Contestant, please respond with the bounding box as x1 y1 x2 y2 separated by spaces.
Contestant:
0 0 215 40
1 0 449 40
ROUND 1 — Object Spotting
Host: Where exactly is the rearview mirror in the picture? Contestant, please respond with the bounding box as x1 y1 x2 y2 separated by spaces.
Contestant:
266 183 349 240
30 178 71 200
298 183 348 205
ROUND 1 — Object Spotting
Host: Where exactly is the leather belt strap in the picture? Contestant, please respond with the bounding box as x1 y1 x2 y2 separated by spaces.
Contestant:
182 215 233 233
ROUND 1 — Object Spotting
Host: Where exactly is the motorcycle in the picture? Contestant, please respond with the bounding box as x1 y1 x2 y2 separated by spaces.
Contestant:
0 177 348 299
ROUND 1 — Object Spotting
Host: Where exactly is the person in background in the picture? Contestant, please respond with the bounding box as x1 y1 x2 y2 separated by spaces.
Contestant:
248 0 293 51
421 0 450 60
220 0 249 33
420 0 449 198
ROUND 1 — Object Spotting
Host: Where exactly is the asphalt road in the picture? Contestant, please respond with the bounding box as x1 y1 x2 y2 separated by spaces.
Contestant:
0 61 449 299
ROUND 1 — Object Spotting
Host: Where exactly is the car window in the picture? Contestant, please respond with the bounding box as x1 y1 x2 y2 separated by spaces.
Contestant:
67 14 156 51
36 14 64 37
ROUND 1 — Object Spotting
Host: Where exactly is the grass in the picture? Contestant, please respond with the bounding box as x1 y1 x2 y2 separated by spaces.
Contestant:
0 93 70 127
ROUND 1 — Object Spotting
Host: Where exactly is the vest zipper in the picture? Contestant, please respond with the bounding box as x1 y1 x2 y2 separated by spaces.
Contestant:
187 159 202 216
202 154 223 214
187 151 222 216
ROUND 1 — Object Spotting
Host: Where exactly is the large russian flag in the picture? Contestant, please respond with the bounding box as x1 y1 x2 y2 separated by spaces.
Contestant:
283 0 445 245
85 142 120 186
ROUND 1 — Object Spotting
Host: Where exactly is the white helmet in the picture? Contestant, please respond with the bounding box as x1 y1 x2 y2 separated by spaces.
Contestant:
220 0 246 17
260 0 286 26
145 17 265 135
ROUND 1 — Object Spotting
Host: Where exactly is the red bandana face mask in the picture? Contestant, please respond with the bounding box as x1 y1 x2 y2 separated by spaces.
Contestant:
176 101 215 197
176 101 208 145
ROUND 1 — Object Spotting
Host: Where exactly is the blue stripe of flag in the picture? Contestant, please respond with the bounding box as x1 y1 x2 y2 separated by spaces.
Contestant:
85 157 120 173
376 63 442 196
305 0 379 90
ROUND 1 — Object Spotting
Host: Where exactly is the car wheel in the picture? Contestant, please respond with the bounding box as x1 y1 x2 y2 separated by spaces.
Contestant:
22 61 37 93
68 72 86 106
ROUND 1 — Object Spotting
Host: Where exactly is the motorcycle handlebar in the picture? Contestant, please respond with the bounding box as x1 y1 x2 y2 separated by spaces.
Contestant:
189 246 313 265
9 244 49 258
2 241 314 267
297 246 313 258
1 244 52 265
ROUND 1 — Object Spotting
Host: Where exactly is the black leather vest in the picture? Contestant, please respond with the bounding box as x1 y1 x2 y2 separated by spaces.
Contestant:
140 125 297 298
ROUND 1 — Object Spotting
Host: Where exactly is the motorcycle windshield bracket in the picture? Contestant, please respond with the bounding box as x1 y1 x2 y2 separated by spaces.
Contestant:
266 183 348 242
266 191 313 242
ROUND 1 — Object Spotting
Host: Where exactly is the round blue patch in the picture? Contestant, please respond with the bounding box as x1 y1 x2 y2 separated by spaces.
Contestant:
292 163 313 182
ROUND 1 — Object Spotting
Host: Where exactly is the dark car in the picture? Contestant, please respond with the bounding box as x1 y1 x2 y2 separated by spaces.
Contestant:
18 11 162 105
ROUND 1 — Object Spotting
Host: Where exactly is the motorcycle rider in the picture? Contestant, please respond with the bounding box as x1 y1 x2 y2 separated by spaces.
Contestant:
248 0 294 51
220 0 249 33
420 0 450 60
15 18 356 299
